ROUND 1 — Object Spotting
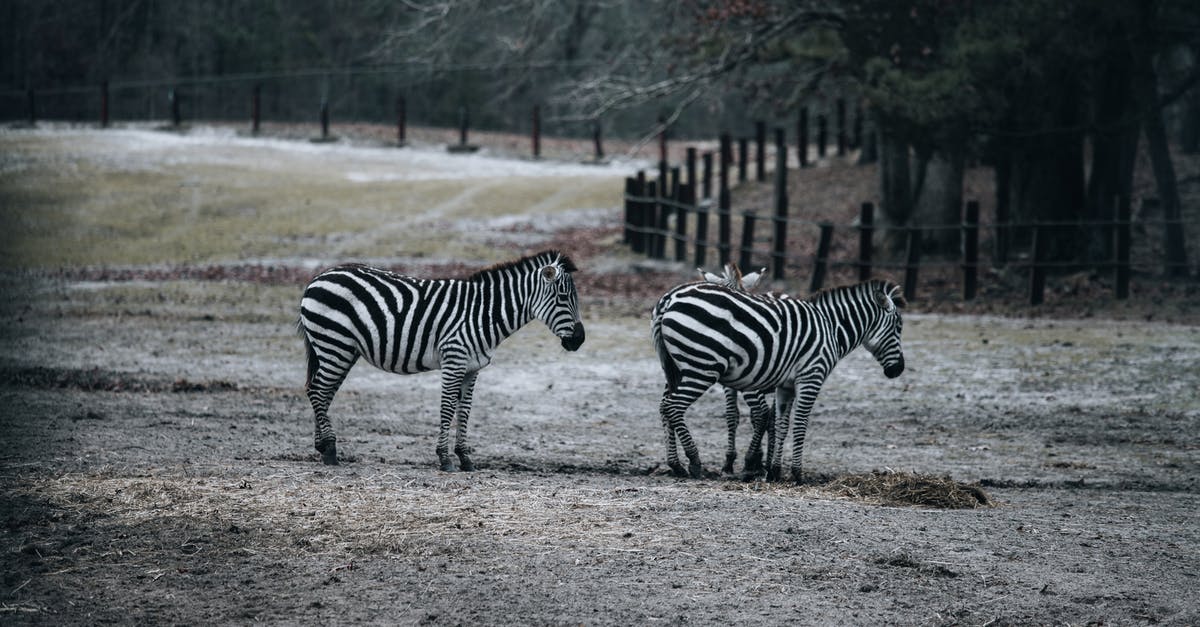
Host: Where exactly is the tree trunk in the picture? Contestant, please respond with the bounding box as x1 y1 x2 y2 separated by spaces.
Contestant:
913 145 964 256
1086 41 1136 266
879 130 914 255
1132 22 1188 276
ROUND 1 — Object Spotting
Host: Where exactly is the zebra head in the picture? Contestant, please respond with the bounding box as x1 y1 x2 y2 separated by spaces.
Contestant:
862 282 906 379
532 253 585 352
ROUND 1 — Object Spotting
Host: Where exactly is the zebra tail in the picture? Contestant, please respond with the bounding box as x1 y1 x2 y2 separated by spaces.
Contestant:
651 314 682 393
297 319 318 390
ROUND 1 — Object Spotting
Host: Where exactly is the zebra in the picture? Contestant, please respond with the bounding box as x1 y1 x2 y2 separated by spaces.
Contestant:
298 249 585 470
695 264 776 475
651 279 905 482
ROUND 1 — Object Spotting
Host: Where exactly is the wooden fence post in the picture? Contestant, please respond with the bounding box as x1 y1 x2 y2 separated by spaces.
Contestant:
798 108 809 168
171 87 182 127
623 177 635 245
458 106 469 147
593 119 604 160
686 147 697 195
695 195 709 269
645 180 659 259
738 137 748 183
904 229 921 302
702 152 713 200
100 80 109 128
859 202 874 281
531 105 541 159
718 133 733 265
755 121 766 182
395 94 406 145
852 102 863 150
810 223 834 293
1029 224 1047 305
836 98 847 156
251 83 262 135
655 179 671 259
772 128 789 280
994 160 1011 266
658 115 668 169
631 172 647 253
962 200 979 300
740 211 757 271
817 113 827 159
1115 194 1131 299
675 182 691 263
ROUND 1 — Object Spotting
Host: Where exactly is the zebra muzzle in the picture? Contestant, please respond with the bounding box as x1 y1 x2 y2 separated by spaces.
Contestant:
561 322 585 352
883 356 905 379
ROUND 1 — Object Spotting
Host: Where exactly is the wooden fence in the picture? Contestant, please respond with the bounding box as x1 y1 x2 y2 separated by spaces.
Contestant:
624 132 1194 305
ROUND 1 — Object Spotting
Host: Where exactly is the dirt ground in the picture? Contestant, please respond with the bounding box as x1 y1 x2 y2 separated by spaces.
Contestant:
1 125 1198 625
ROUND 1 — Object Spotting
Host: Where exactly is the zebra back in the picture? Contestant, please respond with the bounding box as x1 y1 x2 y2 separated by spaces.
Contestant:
300 250 584 377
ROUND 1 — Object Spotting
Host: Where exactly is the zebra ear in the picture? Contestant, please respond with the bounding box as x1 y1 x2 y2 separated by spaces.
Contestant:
742 270 764 290
540 265 559 282
700 269 723 283
874 289 896 312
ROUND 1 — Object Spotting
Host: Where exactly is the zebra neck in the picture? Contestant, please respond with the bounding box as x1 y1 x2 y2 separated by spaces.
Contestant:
814 302 864 359
477 272 534 340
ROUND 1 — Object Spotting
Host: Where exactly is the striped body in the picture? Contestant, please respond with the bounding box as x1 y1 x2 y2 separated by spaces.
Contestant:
696 264 774 474
651 279 905 481
298 250 584 470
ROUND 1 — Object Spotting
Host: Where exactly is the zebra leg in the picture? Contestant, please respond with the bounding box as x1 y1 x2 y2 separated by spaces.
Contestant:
306 351 358 466
453 371 480 472
721 387 741 474
660 381 709 479
787 378 824 484
766 385 796 482
742 391 771 478
435 365 467 472
658 388 684 477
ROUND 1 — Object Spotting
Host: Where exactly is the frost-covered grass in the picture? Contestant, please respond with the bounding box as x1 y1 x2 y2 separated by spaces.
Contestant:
0 125 637 268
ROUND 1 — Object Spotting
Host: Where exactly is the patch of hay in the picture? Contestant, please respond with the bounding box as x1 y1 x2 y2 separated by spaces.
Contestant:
824 470 992 509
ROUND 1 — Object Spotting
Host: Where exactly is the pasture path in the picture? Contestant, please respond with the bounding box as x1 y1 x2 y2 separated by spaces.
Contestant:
1 126 1198 625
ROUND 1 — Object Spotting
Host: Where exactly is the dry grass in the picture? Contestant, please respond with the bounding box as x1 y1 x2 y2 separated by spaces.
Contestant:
824 470 992 509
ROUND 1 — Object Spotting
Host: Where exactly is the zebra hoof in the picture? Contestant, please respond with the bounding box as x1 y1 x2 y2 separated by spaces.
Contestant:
765 467 782 482
721 453 736 475
688 461 704 479
439 459 456 472
317 440 338 465
458 458 476 472
791 468 804 484
668 462 689 478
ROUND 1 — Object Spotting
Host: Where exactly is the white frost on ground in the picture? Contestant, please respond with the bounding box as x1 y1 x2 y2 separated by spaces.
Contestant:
2 123 649 181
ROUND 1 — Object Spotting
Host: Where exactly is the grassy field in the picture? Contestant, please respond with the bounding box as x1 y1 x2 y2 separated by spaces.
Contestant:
0 125 629 268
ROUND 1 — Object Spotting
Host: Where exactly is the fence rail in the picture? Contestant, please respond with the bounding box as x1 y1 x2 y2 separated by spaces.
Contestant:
623 155 1196 304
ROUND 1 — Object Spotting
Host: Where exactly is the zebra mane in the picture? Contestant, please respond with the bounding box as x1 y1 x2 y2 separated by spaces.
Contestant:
808 279 906 308
465 249 578 282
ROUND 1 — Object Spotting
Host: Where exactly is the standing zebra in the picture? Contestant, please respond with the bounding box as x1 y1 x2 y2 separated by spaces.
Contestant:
298 250 585 470
695 264 775 475
651 279 905 481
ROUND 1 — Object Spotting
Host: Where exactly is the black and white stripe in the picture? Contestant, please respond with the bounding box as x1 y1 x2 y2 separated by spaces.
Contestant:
298 250 585 470
651 279 905 481
696 264 775 475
